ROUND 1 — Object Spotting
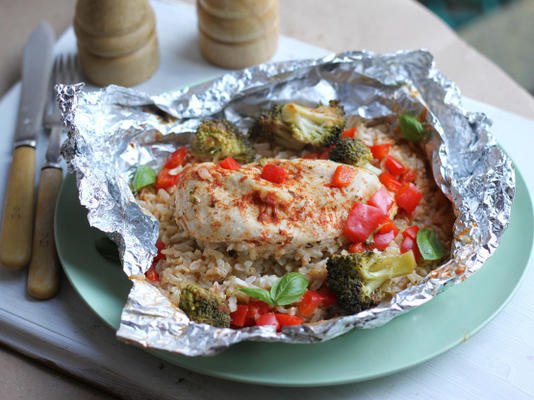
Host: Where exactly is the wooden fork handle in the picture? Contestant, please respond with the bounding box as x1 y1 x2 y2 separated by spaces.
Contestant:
0 146 36 269
27 167 63 299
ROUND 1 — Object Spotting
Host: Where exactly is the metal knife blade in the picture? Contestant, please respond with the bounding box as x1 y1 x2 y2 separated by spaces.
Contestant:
0 21 55 269
14 21 55 148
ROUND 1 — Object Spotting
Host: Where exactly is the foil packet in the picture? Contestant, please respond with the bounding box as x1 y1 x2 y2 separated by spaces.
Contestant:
58 50 515 356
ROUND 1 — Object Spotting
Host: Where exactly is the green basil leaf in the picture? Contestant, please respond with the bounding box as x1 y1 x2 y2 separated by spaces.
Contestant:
416 228 445 260
95 237 120 265
398 114 427 142
270 272 309 306
131 165 156 192
238 288 275 305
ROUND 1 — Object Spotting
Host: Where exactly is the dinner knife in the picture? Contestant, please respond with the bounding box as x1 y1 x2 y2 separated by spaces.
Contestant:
0 22 55 269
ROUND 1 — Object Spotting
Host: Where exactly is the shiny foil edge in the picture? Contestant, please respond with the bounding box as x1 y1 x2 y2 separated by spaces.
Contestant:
58 50 515 357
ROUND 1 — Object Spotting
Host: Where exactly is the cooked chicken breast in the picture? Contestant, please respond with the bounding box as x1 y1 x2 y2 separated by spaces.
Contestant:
174 159 392 253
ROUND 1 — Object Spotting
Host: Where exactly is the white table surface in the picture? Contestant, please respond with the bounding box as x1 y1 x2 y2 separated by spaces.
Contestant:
0 1 533 399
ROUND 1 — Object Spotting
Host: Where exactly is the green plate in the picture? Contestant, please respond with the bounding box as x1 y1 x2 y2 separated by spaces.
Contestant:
55 169 533 387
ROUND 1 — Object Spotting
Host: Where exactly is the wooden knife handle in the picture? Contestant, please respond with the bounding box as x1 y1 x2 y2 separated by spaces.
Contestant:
0 146 36 269
27 167 63 299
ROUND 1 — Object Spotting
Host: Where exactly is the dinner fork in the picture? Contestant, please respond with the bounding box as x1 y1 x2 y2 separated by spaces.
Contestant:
27 54 81 299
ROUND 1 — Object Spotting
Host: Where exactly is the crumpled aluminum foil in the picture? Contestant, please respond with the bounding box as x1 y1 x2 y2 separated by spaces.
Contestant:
58 50 515 356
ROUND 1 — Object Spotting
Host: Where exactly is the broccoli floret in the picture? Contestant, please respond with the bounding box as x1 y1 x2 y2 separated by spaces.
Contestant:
179 284 231 328
250 100 345 150
326 251 416 314
191 119 255 163
329 137 372 167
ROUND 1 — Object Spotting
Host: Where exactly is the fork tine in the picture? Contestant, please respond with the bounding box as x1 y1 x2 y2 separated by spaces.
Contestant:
75 54 82 83
51 57 58 86
59 54 67 85
44 57 60 121
72 54 79 83
65 54 73 84
44 53 83 124
67 54 79 84
75 55 82 82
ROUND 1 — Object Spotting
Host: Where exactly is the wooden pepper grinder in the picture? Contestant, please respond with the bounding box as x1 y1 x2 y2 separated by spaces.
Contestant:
74 0 159 87
197 0 279 69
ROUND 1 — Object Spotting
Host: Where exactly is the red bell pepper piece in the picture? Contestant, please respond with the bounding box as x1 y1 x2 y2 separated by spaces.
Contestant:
246 304 261 325
261 164 288 184
297 288 338 317
370 143 391 159
155 239 165 252
219 157 241 170
154 239 166 262
298 290 326 317
368 187 394 214
372 218 399 250
348 242 372 253
145 265 159 282
250 300 271 314
245 300 271 326
378 218 398 234
318 288 338 307
275 313 304 328
344 202 387 243
379 172 402 192
156 168 180 190
401 226 421 260
373 229 398 250
341 126 357 138
255 312 280 330
164 147 187 169
373 230 397 250
230 305 249 327
401 236 422 260
400 169 417 183
402 225 420 240
385 155 406 175
327 165 355 188
395 183 422 215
